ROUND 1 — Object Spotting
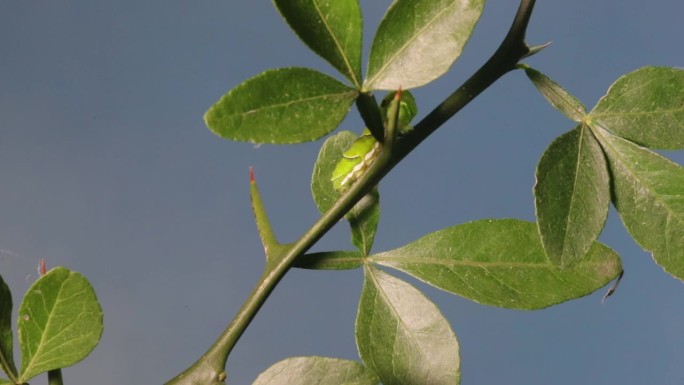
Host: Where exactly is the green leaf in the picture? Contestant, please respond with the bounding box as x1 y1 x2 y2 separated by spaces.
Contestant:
0 276 18 381
273 0 363 88
348 188 380 255
312 130 357 213
312 131 381 254
206 68 357 144
0 378 11 385
293 250 364 270
590 66 684 149
364 0 484 91
380 90 418 134
591 125 684 281
18 267 103 382
371 219 622 310
535 125 610 266
524 66 586 122
356 266 460 385
253 356 379 385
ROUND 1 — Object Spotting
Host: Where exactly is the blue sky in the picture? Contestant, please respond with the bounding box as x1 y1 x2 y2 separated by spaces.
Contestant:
1 1 683 384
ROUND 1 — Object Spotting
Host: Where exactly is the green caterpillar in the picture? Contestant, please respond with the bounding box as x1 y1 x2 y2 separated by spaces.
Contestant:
331 91 417 192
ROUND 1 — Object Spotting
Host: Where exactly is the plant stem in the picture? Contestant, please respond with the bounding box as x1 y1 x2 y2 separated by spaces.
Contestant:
355 92 385 142
165 155 388 384
48 369 63 385
166 1 537 383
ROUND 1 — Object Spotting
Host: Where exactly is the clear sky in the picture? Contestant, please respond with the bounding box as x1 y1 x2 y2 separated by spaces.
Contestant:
1 1 683 384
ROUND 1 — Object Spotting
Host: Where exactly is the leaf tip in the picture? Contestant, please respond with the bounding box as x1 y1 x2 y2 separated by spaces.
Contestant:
601 269 624 303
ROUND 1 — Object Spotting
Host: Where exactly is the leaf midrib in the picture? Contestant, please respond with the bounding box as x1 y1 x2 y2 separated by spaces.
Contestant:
366 267 433 383
592 124 684 232
312 0 360 87
21 276 68 380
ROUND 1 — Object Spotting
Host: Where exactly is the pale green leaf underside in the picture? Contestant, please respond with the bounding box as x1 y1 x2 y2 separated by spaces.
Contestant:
206 68 357 144
274 0 363 87
253 356 379 385
364 0 484 90
590 66 684 150
357 266 460 385
591 125 684 281
18 267 103 382
535 125 610 267
371 219 622 310
524 66 586 122
0 276 17 381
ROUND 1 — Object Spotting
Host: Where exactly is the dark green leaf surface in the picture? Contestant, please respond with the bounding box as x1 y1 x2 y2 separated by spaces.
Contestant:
273 0 363 87
206 68 357 144
18 267 103 382
293 250 364 270
312 131 381 254
253 356 379 385
0 276 17 381
592 126 684 281
590 66 684 149
371 219 622 310
535 125 610 266
364 0 484 90
356 266 460 385
524 67 586 122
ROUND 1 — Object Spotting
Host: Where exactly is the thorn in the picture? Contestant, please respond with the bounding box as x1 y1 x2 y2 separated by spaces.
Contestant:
601 270 624 303
249 166 255 183
523 41 552 58
39 258 47 276
395 86 403 100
